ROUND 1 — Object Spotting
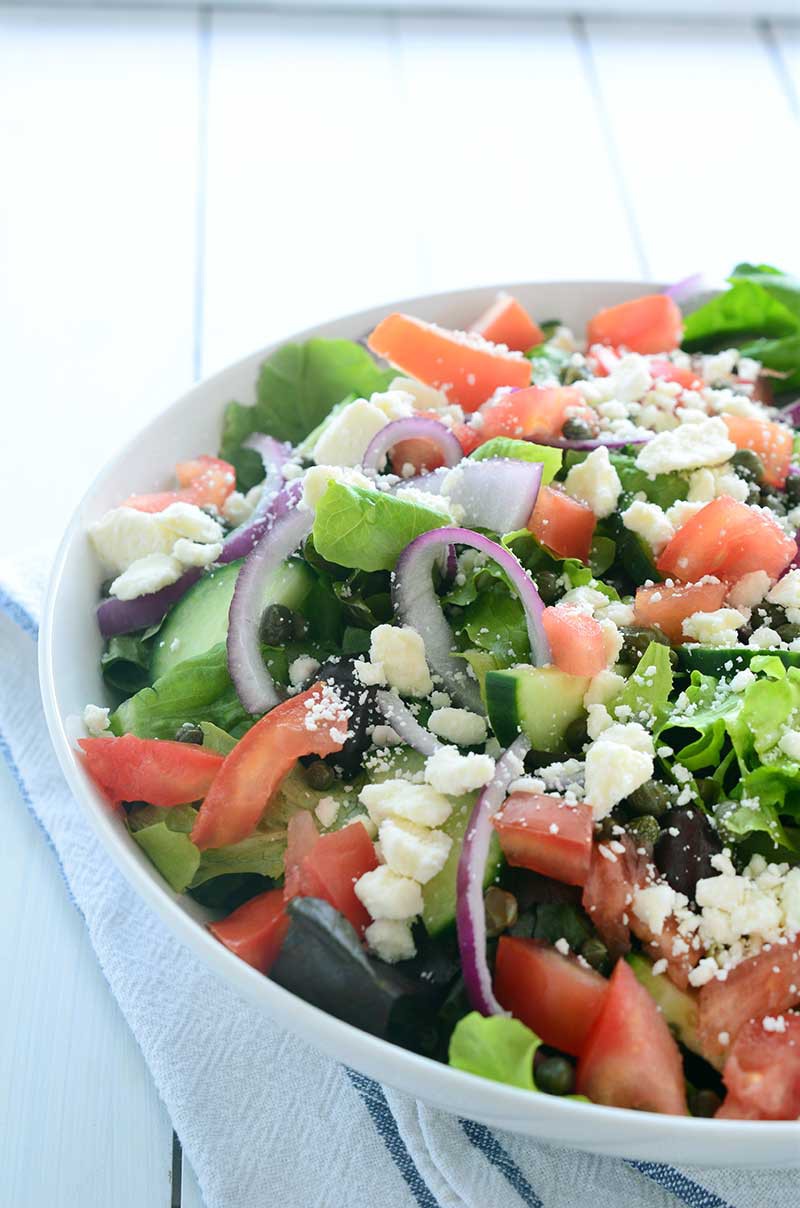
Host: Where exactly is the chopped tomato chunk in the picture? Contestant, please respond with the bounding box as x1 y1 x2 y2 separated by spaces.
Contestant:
470 293 544 353
587 294 683 354
209 887 289 974
542 605 607 678
494 937 608 1057
722 414 793 488
451 421 483 457
481 385 595 442
493 793 593 886
284 811 323 900
367 312 531 412
298 823 378 935
648 358 703 391
191 684 349 851
657 496 796 584
716 1014 800 1120
576 958 688 1114
634 579 728 643
697 936 800 1067
528 485 596 563
78 734 223 807
123 455 236 513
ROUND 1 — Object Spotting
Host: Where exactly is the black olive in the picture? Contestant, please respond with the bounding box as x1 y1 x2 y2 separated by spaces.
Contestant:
690 1088 722 1118
619 625 670 665
315 657 380 776
564 717 589 753
653 808 722 900
785 470 800 506
778 623 800 643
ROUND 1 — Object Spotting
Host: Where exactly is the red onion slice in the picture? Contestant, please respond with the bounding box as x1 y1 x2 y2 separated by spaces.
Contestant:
526 433 652 451
439 459 543 533
664 272 705 303
375 689 442 756
96 568 202 638
220 479 303 563
227 505 314 714
362 417 463 474
456 733 531 1015
393 527 551 713
220 435 295 562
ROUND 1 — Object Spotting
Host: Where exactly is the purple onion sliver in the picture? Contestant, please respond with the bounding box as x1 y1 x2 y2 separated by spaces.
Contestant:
96 568 203 638
663 272 705 303
525 433 652 451
362 416 463 474
375 689 441 757
219 479 304 563
456 733 531 1016
777 398 800 427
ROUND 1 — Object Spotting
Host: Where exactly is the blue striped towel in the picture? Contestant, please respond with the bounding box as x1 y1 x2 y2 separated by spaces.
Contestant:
1 552 797 1208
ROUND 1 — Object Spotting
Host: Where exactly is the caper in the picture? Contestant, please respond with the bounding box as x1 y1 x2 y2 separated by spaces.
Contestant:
580 936 609 971
625 779 671 819
535 569 563 606
731 448 765 485
561 417 595 441
778 622 800 643
259 603 299 646
175 722 204 744
627 815 662 847
564 717 589 753
595 816 617 841
619 625 669 665
690 1088 722 1118
535 1054 576 1096
746 482 762 507
562 362 589 386
785 471 800 505
760 488 787 517
484 887 518 937
696 777 721 808
305 760 335 791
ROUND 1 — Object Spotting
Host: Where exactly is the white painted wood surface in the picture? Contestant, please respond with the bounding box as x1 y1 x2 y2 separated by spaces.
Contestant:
2 7 800 1206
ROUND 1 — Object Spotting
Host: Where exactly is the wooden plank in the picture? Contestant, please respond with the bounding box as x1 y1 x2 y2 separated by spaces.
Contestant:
0 6 200 561
0 757 174 1208
583 17 800 282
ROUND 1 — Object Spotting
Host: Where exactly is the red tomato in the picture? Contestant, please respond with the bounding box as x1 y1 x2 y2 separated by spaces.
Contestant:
648 358 703 391
298 823 378 935
527 485 596 563
657 496 796 584
452 421 483 457
722 414 793 488
284 811 323 899
697 937 800 1067
78 734 223 807
634 579 728 644
387 409 479 474
492 792 593 886
123 454 236 513
576 958 688 1114
470 293 544 353
209 887 289 974
190 684 349 851
494 936 608 1057
587 294 683 355
586 345 621 376
582 837 641 960
716 1014 800 1120
368 313 531 412
481 385 595 442
542 605 607 677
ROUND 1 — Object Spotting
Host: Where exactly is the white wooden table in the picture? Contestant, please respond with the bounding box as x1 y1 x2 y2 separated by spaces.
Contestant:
1 7 799 1205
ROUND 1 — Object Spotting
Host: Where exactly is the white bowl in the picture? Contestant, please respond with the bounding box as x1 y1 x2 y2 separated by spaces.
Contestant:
39 281 800 1167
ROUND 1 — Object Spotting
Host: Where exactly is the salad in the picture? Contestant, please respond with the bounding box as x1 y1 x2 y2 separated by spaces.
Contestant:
80 266 800 1121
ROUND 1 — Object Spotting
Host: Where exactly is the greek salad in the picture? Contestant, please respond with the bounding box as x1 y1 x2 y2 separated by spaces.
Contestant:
81 266 800 1120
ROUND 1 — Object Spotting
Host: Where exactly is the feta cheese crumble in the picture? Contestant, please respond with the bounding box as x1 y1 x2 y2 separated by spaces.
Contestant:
563 447 622 519
427 707 487 746
369 625 433 698
424 745 496 795
635 416 736 478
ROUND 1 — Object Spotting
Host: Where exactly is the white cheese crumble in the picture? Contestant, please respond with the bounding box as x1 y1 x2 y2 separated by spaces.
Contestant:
222 483 263 527
632 884 677 936
171 538 223 568
313 398 389 467
767 569 800 610
621 500 674 556
314 796 340 828
424 745 496 796
354 865 424 921
584 724 654 820
288 655 321 688
427 707 487 746
369 389 416 420
379 817 452 884
563 447 622 519
682 608 747 647
369 625 433 698
89 502 223 576
389 376 450 412
364 918 416 963
635 416 736 478
371 724 401 748
109 552 183 601
358 780 453 828
583 669 626 708
82 704 111 736
727 570 772 611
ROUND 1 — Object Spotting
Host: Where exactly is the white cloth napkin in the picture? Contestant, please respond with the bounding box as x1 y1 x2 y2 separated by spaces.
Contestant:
1 553 797 1208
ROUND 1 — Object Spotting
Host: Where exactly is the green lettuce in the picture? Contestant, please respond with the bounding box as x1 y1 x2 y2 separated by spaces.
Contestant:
657 671 742 774
470 437 563 485
608 454 688 511
449 1012 540 1090
614 642 673 727
101 631 155 695
312 481 446 572
457 585 529 667
220 339 391 488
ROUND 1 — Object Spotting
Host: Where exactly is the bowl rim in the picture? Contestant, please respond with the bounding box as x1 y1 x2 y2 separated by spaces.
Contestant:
38 278 800 1153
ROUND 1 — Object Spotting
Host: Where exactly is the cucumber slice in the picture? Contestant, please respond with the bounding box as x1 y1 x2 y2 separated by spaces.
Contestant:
422 792 502 936
627 953 720 1068
676 645 800 677
150 556 314 680
485 665 589 750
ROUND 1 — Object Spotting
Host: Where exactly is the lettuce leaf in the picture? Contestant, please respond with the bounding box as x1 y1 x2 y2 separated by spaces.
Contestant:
449 1012 540 1090
220 339 391 488
614 642 673 727
682 280 799 351
456 584 529 666
312 481 446 572
470 437 563 484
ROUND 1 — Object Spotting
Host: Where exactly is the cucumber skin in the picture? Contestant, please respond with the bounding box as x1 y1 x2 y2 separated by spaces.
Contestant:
677 646 800 677
485 665 589 753
422 796 502 936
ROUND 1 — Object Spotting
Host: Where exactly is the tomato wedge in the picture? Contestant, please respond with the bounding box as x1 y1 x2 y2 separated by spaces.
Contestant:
481 385 595 442
493 793 593 886
716 1014 800 1120
657 496 796 584
367 312 531 412
470 293 544 353
209 887 289 974
191 684 349 851
582 837 641 960
297 823 378 935
78 734 223 807
587 294 683 354
284 811 323 899
634 579 728 644
494 936 608 1057
697 937 800 1067
542 605 607 678
123 454 236 513
577 958 688 1113
528 485 596 563
722 414 793 488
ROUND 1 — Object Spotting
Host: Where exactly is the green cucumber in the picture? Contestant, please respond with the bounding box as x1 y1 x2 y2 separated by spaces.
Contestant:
150 556 314 680
676 645 800 678
422 792 502 936
627 952 720 1068
485 665 589 750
